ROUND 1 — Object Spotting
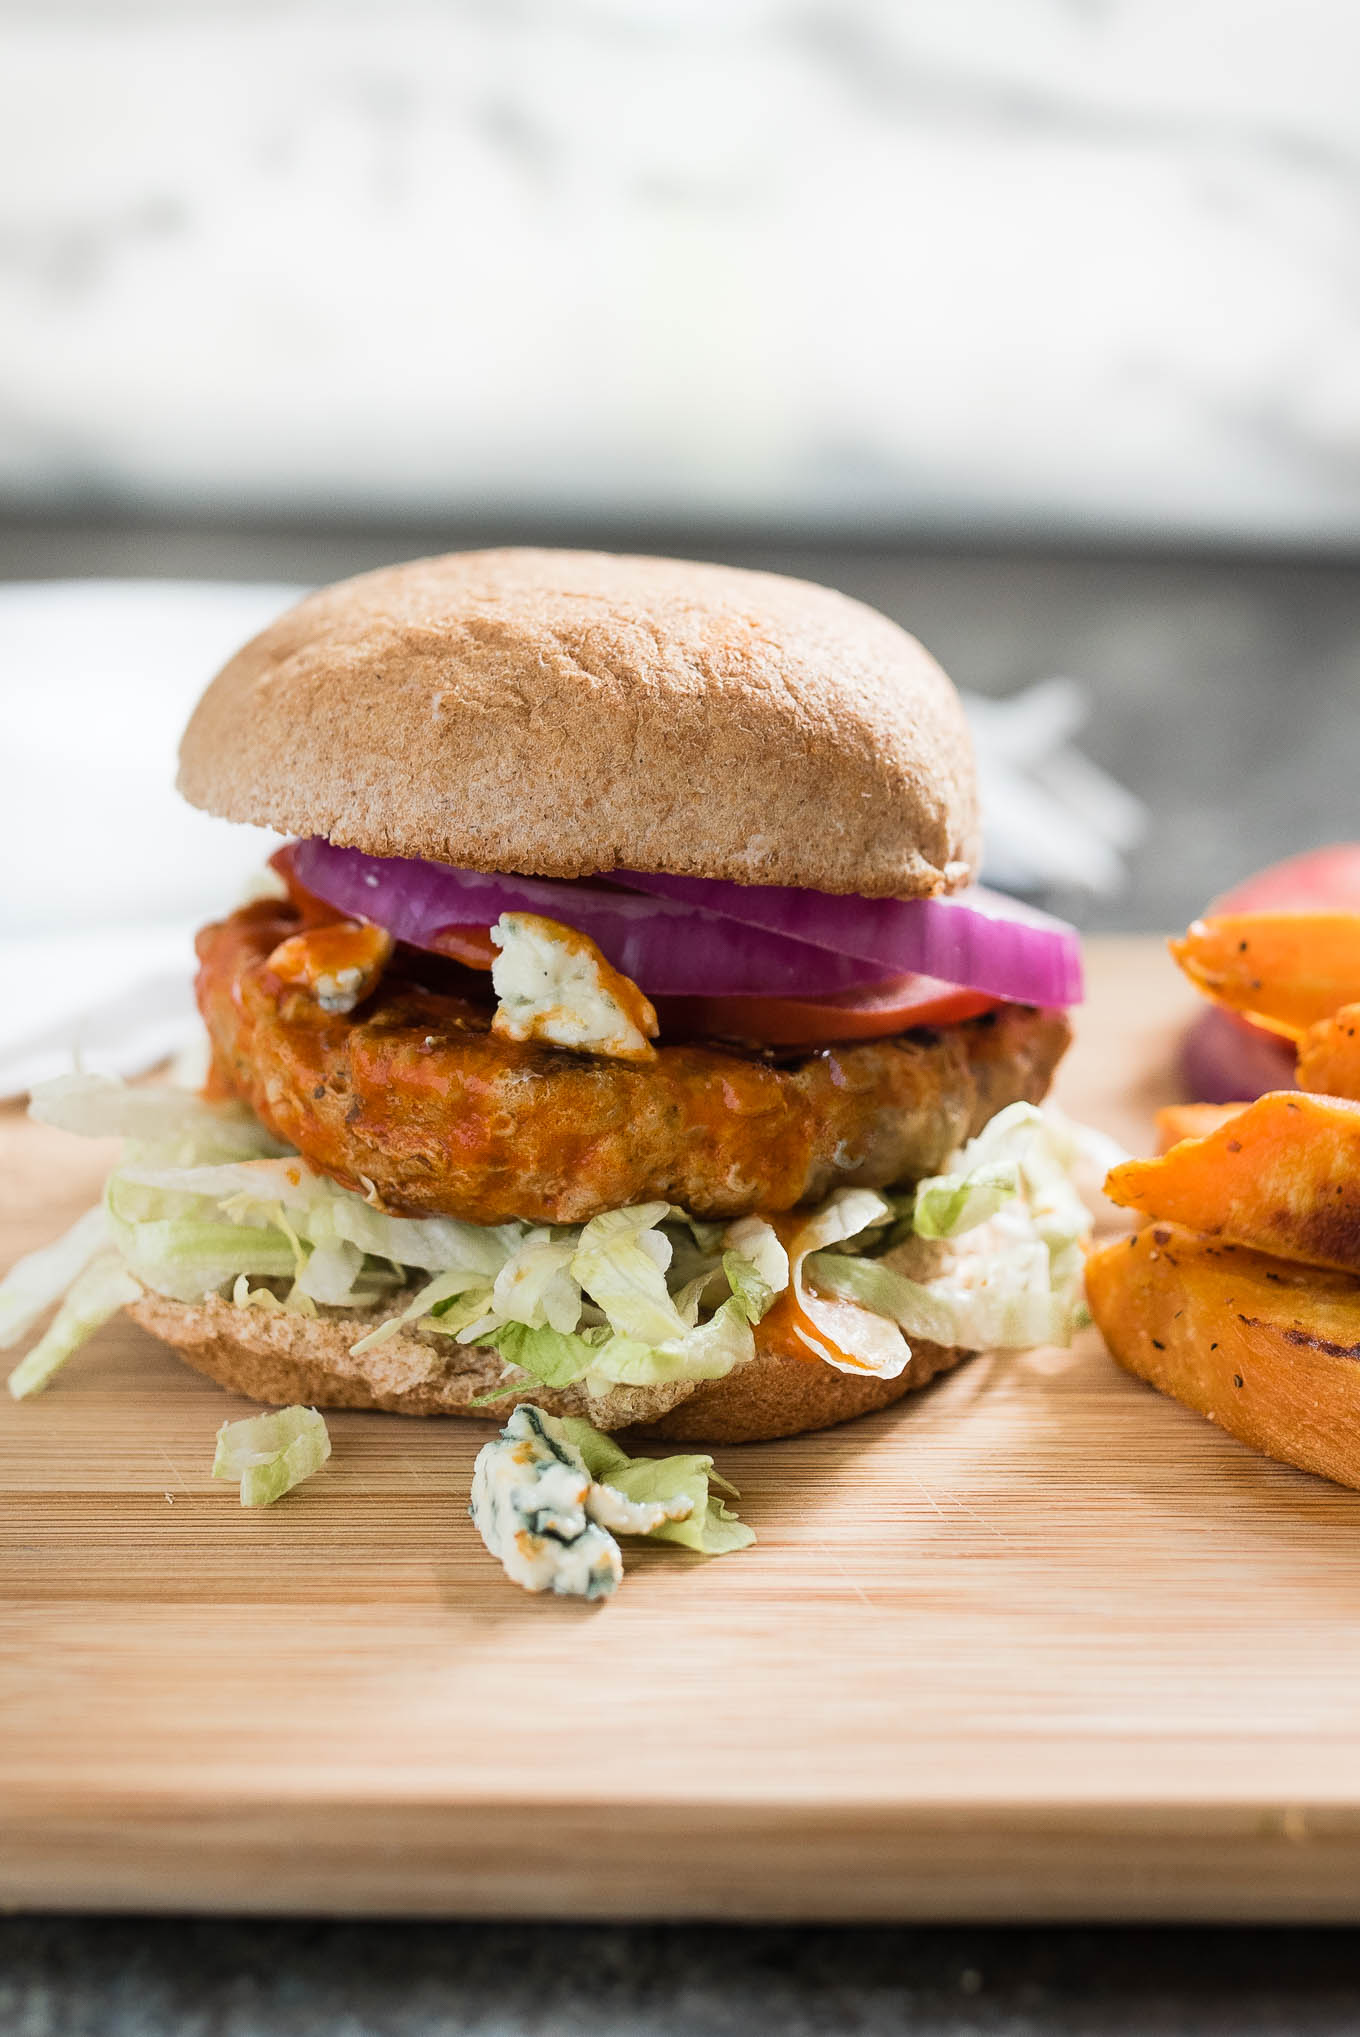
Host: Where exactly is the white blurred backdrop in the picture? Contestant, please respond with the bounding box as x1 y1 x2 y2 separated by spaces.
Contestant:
2 0 1359 543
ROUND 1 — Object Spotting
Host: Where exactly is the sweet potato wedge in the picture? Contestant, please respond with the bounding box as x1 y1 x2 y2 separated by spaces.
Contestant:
1298 1004 1360 1102
1107 1091 1360 1273
1154 1102 1250 1153
1171 912 1360 1039
1086 1223 1360 1490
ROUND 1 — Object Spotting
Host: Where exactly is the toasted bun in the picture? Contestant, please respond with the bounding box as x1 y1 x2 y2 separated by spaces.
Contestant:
126 1289 971 1446
178 548 978 898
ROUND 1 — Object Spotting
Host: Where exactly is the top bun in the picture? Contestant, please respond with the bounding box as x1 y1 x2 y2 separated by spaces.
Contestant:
178 548 979 897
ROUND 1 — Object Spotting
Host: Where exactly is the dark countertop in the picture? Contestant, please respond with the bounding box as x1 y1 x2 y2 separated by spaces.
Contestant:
4 517 1360 2032
8 1917 1360 2035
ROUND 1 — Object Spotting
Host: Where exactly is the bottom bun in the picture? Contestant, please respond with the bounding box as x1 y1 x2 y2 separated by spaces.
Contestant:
127 1290 971 1446
635 1335 967 1444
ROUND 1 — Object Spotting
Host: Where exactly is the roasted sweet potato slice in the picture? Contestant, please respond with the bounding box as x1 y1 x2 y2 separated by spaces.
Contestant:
1107 1091 1360 1273
1298 1004 1360 1102
1154 1102 1250 1153
1086 1223 1360 1490
1171 913 1360 1039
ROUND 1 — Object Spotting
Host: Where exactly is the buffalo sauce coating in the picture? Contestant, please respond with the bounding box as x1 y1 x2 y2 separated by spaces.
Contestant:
194 901 1070 1228
266 920 395 1013
755 1213 878 1372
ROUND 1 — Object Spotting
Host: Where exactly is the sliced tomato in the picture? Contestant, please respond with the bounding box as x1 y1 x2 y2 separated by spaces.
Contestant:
421 924 497 970
654 975 998 1048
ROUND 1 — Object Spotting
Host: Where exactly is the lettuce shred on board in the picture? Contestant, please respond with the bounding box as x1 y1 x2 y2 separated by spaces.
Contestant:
212 1404 331 1507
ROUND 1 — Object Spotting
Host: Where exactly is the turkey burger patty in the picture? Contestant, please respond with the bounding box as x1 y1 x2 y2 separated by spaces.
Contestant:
198 899 1072 1228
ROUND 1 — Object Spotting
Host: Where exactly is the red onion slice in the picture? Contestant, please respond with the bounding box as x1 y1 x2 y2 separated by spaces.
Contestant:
610 870 1083 1006
284 840 891 1000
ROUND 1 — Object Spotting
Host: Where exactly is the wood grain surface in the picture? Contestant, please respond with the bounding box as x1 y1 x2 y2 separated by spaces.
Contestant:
7 937 1360 1922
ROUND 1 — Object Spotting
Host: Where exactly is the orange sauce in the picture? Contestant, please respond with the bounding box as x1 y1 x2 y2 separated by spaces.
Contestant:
268 847 345 929
760 1288 874 1370
265 920 394 1008
755 1214 876 1371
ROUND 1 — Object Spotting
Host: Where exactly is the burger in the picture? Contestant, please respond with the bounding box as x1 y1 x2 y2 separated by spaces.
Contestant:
4 549 1092 1444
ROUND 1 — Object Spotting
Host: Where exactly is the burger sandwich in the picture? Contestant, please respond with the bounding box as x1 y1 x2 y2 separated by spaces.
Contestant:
4 549 1093 1444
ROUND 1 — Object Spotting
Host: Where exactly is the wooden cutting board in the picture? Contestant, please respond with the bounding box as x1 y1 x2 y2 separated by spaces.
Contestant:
7 936 1360 1924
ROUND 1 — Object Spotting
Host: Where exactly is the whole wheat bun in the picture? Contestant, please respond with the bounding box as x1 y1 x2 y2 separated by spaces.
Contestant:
127 1289 970 1446
178 548 979 898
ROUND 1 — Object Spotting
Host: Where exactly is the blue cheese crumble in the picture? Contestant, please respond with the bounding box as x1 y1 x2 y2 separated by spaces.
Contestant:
469 1404 693 1600
489 912 658 1063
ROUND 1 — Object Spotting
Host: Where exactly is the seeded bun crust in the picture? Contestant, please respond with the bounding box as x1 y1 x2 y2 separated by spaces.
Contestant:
126 1290 971 1445
178 548 979 899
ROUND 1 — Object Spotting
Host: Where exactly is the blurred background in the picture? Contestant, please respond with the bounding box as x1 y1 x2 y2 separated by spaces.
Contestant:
3 0 1359 1083
6 0 1360 540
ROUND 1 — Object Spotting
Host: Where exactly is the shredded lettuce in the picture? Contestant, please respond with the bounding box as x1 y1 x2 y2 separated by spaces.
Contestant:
3 1069 1104 1402
30 1072 283 1162
116 1155 520 1281
491 1229 582 1333
727 1190 914 1379
485 1294 755 1396
810 1104 1096 1352
581 1297 755 1387
108 1212 298 1303
925 1223 1082 1349
7 1254 142 1399
454 1204 764 1398
721 1214 789 1298
295 1237 365 1306
809 1235 1079 1350
489 1320 604 1390
721 1249 775 1325
231 1275 289 1314
911 1102 1090 1248
805 1251 958 1347
569 1202 687 1343
560 1422 695 1535
349 1266 495 1356
212 1404 331 1507
563 1419 755 1555
912 1164 1018 1241
0 1206 109 1352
